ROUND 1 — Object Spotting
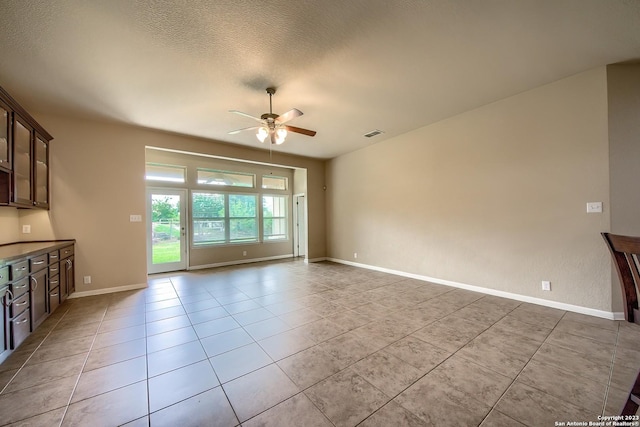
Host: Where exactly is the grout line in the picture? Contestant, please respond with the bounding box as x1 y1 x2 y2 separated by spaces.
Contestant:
601 322 621 417
144 288 151 427
0 306 71 396
57 301 108 427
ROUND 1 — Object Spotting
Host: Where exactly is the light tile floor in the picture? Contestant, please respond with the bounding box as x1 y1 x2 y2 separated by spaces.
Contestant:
0 260 639 426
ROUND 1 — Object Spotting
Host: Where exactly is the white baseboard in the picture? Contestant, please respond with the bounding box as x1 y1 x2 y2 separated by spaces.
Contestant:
68 283 147 299
305 257 327 263
328 258 624 321
189 254 294 270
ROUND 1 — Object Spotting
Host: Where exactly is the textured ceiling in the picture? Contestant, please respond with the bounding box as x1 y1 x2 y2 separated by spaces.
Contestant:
0 0 639 159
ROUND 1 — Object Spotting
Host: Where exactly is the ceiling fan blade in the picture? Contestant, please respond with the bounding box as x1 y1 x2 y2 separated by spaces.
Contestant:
276 108 303 124
228 126 260 135
285 125 317 137
229 110 263 122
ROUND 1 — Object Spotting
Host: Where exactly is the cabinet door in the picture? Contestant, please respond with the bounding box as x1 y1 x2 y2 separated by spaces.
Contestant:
0 101 10 171
30 269 48 329
66 256 75 295
33 134 48 208
0 289 9 362
60 255 74 302
12 116 32 206
59 263 67 302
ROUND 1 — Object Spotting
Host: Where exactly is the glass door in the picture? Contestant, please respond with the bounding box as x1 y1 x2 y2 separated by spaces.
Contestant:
13 116 32 205
33 134 49 208
147 188 187 274
0 101 10 170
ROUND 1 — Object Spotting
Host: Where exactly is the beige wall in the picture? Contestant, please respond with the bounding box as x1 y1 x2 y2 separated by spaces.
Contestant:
0 115 325 293
327 67 613 311
607 64 640 236
0 208 19 244
606 63 640 312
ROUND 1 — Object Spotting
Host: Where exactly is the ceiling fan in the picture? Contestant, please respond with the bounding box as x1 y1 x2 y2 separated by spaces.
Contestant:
228 87 317 145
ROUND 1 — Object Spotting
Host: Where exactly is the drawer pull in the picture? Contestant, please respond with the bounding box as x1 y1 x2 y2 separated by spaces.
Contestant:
15 301 27 306
50 255 58 259
50 280 59 285
16 283 27 289
33 260 45 265
19 266 27 271
16 317 28 325
50 293 59 297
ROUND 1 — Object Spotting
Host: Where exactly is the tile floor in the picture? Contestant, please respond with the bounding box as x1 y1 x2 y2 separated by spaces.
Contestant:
0 260 639 426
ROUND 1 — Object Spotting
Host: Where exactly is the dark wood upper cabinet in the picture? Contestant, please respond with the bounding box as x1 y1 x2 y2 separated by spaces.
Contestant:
0 85 52 209
0 100 10 172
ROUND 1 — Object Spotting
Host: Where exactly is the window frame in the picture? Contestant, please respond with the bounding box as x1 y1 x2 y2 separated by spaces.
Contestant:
197 168 255 188
262 194 289 242
191 190 259 247
145 163 187 184
261 175 288 191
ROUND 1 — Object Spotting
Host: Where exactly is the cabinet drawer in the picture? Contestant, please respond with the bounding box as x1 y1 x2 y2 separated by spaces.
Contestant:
9 277 29 298
48 250 60 263
30 254 48 272
11 260 28 280
49 262 59 275
10 310 30 349
49 287 60 313
49 274 60 290
0 265 8 286
60 246 74 259
9 291 29 318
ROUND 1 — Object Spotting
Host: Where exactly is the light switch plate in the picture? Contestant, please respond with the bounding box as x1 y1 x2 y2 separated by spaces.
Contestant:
586 202 602 213
129 214 142 222
22 224 31 233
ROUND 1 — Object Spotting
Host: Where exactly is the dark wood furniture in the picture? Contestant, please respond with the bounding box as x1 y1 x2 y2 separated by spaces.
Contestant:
602 233 640 324
0 85 52 209
0 241 75 364
602 232 640 415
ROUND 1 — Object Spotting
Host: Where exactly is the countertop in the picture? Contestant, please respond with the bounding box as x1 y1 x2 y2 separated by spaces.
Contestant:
0 240 75 265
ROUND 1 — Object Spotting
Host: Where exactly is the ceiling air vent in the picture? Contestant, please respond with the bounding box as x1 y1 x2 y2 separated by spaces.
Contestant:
363 129 384 138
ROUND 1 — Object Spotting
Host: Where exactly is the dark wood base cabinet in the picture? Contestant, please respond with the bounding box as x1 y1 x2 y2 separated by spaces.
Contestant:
0 241 75 364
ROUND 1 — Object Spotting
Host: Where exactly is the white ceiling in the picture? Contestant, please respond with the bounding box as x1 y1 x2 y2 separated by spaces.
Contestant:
1 1 639 159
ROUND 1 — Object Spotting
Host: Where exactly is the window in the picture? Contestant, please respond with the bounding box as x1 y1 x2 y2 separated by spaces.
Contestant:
192 191 258 245
197 169 254 188
192 192 225 245
262 175 288 190
145 163 186 183
229 194 257 242
263 195 288 241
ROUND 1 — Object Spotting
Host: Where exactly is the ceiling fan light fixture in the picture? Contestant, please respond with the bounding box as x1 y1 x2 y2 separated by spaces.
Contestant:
275 128 287 145
256 127 268 143
230 87 315 145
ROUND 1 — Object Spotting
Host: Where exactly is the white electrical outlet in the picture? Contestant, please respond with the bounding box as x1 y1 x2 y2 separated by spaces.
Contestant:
541 281 551 291
129 214 142 222
22 224 31 234
83 276 92 284
354 252 358 259
242 251 247 256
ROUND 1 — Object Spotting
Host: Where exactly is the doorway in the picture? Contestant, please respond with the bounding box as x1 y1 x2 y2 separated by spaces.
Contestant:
147 188 188 274
293 194 306 258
